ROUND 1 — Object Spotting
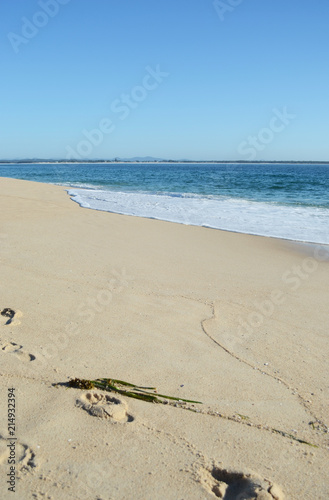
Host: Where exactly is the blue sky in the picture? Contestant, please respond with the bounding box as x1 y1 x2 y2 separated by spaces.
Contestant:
0 0 328 161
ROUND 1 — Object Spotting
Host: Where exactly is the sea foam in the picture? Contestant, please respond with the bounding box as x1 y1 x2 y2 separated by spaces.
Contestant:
68 188 329 245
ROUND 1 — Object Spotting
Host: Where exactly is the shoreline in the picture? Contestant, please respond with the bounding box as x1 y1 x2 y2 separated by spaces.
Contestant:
2 162 329 246
0 177 328 499
4 174 329 246
68 187 329 248
66 184 329 247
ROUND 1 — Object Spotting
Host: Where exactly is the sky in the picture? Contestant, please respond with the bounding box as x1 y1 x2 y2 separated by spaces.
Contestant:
0 0 328 161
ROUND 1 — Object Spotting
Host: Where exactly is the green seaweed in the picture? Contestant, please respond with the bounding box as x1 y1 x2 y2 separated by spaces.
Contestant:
56 377 202 405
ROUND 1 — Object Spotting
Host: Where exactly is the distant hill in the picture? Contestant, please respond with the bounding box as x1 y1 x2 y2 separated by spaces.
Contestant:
118 156 165 162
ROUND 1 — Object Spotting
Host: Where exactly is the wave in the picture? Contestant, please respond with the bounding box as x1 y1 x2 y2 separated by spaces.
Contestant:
67 188 329 245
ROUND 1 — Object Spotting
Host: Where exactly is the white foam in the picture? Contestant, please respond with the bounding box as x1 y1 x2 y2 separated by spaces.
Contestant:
68 188 329 245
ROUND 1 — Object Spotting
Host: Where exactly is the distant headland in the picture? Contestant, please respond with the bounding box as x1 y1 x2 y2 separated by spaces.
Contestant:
0 157 328 165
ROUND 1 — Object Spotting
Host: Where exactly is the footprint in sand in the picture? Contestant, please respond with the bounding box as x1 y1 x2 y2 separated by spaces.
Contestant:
0 308 23 327
199 465 284 499
77 392 134 423
0 340 35 362
0 434 38 470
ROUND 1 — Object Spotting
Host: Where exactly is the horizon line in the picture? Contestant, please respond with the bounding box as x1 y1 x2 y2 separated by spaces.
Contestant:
1 159 329 164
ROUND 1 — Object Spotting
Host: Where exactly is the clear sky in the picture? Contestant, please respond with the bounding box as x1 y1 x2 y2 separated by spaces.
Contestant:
1 0 328 161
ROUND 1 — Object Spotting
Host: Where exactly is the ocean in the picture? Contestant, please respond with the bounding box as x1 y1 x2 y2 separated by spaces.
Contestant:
1 162 329 244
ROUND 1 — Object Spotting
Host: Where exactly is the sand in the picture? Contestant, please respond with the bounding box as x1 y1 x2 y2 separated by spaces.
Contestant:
0 177 328 499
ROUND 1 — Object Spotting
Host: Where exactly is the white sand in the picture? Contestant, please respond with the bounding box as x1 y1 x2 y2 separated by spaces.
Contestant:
0 178 328 499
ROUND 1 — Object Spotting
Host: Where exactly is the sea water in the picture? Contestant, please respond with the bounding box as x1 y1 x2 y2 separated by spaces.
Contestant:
1 162 328 244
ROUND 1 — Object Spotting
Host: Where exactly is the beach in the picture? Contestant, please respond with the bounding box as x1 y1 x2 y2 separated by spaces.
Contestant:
0 177 328 499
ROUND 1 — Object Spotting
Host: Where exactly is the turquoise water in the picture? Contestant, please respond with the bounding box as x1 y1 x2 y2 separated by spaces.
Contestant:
1 162 329 243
